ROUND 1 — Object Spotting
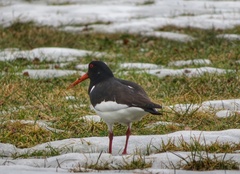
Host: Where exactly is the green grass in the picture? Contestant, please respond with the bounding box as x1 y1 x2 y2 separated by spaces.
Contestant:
0 22 240 170
168 151 239 171
69 153 152 172
157 137 240 171
136 0 155 6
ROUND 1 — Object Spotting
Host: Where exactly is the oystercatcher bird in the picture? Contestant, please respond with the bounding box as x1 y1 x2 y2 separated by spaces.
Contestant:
68 61 162 154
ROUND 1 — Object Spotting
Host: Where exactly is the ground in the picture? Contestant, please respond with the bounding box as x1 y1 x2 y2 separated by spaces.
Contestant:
0 0 240 173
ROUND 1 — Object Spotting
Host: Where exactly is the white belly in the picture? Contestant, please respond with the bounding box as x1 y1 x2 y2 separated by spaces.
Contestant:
94 104 147 125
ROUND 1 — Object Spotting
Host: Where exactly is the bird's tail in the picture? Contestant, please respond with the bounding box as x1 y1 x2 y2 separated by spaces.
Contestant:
145 108 162 115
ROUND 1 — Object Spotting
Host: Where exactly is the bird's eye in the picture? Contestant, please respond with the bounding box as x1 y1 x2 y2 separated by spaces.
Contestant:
89 64 94 68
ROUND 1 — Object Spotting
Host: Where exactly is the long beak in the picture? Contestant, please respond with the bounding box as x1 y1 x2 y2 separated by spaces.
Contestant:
67 73 89 89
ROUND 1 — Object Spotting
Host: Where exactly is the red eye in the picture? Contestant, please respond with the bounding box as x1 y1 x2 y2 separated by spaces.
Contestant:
89 64 94 68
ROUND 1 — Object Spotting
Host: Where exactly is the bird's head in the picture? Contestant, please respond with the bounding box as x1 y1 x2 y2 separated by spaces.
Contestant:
67 61 114 89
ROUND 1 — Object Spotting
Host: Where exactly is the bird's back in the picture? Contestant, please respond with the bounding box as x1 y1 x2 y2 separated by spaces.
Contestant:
89 77 162 115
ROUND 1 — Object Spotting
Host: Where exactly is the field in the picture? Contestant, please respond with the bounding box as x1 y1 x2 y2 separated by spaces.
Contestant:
0 0 240 172
0 22 240 172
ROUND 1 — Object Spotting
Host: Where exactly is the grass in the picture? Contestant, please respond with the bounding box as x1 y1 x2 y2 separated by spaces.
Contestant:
136 0 155 6
170 151 239 171
155 136 240 154
158 136 240 170
69 152 152 172
0 22 240 170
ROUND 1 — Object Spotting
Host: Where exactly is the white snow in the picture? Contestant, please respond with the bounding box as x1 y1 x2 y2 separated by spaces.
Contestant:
217 34 240 41
75 64 89 70
22 69 83 79
0 47 106 62
215 110 236 118
81 115 102 123
0 129 240 173
65 96 76 101
3 99 239 174
140 67 233 78
68 104 87 109
169 99 240 118
145 121 182 128
202 99 240 111
17 62 233 79
143 31 195 42
119 62 160 69
0 165 67 174
2 120 65 133
0 106 25 115
1 0 240 41
168 59 212 67
169 103 201 114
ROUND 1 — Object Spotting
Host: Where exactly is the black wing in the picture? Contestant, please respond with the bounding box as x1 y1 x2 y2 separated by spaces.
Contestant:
90 77 162 115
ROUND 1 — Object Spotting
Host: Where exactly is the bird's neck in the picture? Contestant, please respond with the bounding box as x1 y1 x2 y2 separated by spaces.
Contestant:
88 76 114 94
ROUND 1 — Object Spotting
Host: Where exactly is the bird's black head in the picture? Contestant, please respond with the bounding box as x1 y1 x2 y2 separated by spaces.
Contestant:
87 61 114 85
67 61 114 91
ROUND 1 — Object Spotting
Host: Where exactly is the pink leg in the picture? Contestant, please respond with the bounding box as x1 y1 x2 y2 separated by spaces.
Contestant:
122 125 131 155
108 131 113 154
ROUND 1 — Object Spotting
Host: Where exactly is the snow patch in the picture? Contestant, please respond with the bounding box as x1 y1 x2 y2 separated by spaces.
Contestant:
22 69 84 79
216 110 236 118
0 129 240 173
169 99 240 118
144 31 194 42
0 47 106 62
75 64 89 70
0 129 239 157
119 62 160 69
217 34 240 41
2 120 65 133
145 121 182 129
168 59 212 67
82 115 102 123
202 99 240 111
1 0 240 42
65 96 77 101
141 67 232 78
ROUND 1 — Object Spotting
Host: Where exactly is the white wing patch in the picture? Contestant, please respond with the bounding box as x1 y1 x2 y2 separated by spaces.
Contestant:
90 85 95 93
95 101 129 112
128 85 133 89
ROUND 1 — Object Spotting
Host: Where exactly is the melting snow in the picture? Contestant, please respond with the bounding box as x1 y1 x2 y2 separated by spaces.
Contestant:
143 31 195 42
0 129 240 173
65 96 76 101
217 34 240 41
141 67 233 78
202 99 240 111
216 110 237 118
168 59 212 67
145 121 182 128
119 62 160 69
0 106 25 115
22 69 83 79
81 115 102 123
1 0 240 41
0 47 106 62
169 99 240 118
75 64 89 70
2 120 65 133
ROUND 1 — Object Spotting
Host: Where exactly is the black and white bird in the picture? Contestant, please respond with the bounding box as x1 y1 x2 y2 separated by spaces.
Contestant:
68 61 162 154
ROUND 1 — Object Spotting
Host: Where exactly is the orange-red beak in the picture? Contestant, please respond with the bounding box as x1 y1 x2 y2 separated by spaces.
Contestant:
67 73 89 89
